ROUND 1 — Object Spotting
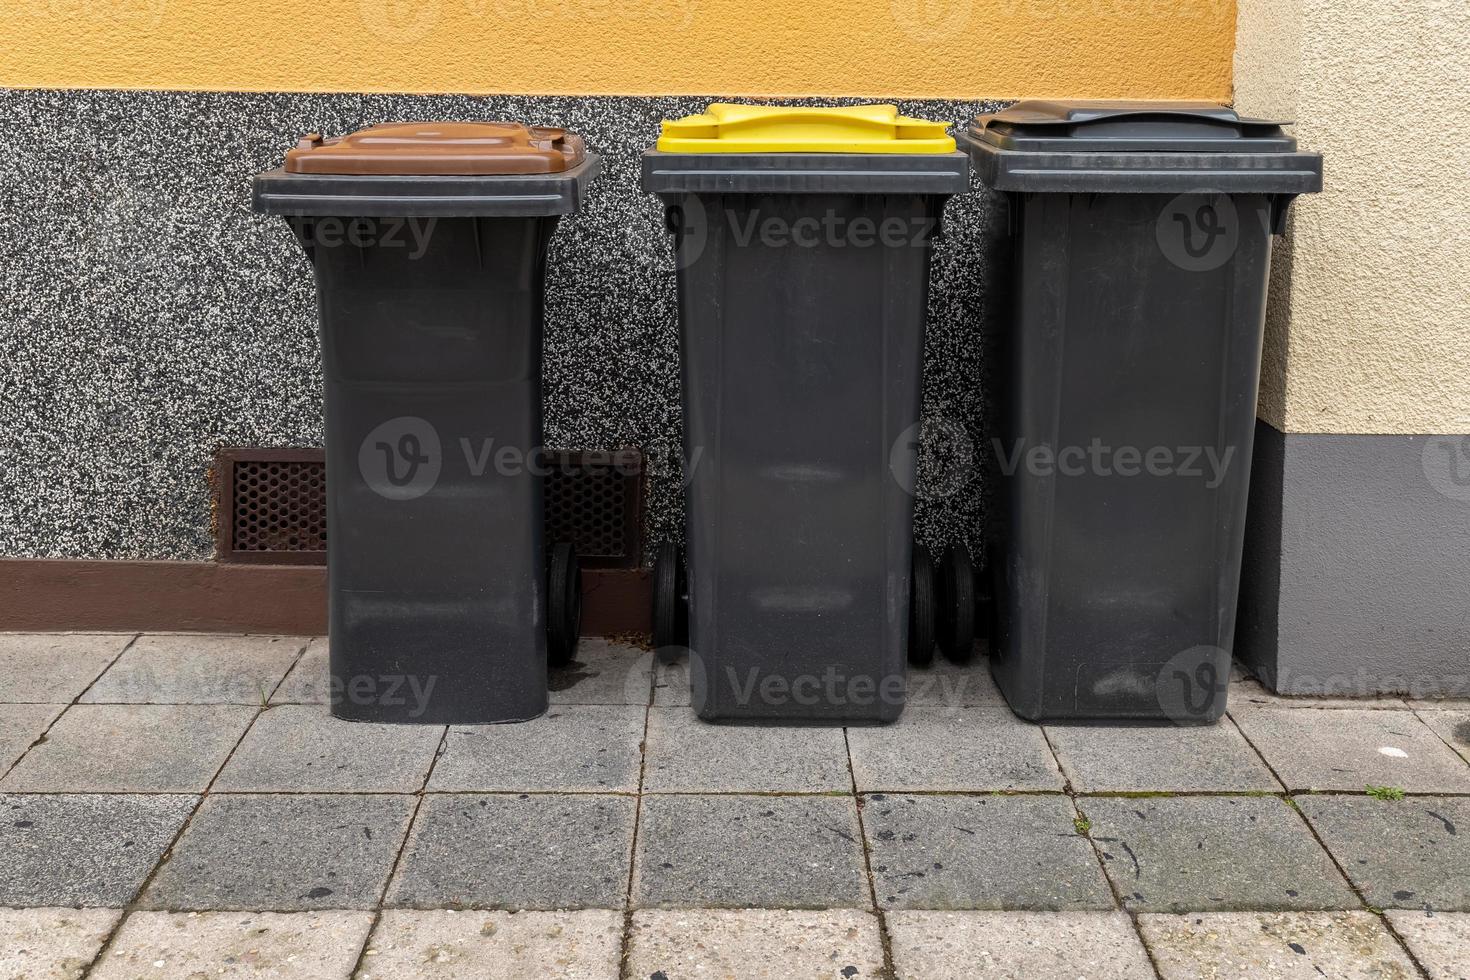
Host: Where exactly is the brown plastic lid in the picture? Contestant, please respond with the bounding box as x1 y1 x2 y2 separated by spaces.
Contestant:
284 122 586 176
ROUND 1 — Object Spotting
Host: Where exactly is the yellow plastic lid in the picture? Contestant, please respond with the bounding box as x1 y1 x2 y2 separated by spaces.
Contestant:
656 103 956 154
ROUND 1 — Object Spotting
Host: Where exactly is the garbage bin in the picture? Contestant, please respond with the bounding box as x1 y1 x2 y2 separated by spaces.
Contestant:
954 101 1322 723
253 122 599 724
642 104 969 723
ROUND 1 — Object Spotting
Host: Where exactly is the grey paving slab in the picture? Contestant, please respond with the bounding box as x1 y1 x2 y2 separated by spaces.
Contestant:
1385 910 1470 979
270 636 329 704
140 793 414 911
862 793 1114 911
633 794 869 909
653 654 690 707
846 707 1063 792
83 633 306 705
0 908 121 980
0 633 131 703
1230 676 1409 710
1408 698 1470 711
549 638 654 705
1233 706 1470 793
1139 911 1417 979
1296 795 1470 910
427 704 644 792
642 707 850 793
388 793 635 910
360 909 624 979
628 909 885 980
0 702 63 773
91 911 374 979
887 910 1154 979
212 704 443 793
1045 718 1281 793
1417 708 1470 764
0 793 196 906
1082 796 1359 913
0 704 255 793
905 658 1008 709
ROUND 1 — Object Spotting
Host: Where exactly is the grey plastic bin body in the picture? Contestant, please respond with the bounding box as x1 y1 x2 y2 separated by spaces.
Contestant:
253 155 598 725
958 102 1322 723
644 152 968 724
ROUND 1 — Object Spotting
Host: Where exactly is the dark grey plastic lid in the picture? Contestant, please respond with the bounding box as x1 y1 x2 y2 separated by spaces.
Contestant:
960 100 1322 194
252 155 600 217
642 150 969 196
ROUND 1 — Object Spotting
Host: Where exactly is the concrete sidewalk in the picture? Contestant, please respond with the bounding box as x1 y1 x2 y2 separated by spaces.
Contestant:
2 632 1468 978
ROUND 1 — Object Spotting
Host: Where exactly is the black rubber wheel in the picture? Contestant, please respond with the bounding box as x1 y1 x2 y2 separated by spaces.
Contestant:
547 542 581 668
979 541 1004 656
909 544 937 667
652 541 686 658
938 546 977 663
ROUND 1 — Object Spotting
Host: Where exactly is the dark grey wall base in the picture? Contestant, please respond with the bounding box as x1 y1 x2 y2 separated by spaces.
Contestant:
0 88 1006 563
1239 420 1470 696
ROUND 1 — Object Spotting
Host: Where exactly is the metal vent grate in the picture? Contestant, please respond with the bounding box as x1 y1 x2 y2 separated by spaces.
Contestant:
214 447 643 568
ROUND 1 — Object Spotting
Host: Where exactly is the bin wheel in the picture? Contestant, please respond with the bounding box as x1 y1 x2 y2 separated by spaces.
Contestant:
547 542 581 668
652 542 687 661
979 542 1004 656
909 544 937 667
938 547 977 663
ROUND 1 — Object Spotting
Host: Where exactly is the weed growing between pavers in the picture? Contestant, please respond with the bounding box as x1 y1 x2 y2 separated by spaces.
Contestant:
1365 785 1406 801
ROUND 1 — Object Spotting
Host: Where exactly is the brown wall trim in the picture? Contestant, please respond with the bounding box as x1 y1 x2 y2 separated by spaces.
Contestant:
0 559 650 638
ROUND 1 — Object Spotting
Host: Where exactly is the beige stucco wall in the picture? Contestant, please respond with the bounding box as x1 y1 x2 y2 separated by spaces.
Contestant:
1235 0 1470 435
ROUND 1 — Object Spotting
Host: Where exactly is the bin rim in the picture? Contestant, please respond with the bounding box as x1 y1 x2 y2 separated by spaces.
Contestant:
251 154 600 217
641 148 969 196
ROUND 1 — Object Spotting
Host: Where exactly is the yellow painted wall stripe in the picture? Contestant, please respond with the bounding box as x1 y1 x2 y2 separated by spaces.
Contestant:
0 0 1234 99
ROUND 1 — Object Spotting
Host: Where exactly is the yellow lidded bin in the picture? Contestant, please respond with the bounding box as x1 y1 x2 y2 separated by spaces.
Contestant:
655 103 955 154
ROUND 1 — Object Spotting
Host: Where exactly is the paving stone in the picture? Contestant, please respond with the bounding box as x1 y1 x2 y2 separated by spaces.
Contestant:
0 908 121 980
862 794 1114 911
1230 676 1409 710
887 910 1154 979
360 909 623 979
653 653 693 707
549 638 654 705
846 707 1063 792
0 704 255 793
83 634 306 705
0 702 63 772
628 909 885 979
1232 707 1470 793
1083 796 1359 913
1139 911 1417 979
140 793 414 911
905 657 1008 709
91 911 374 979
1408 698 1470 711
427 704 644 792
270 637 329 704
388 793 635 910
642 707 850 793
1416 709 1470 764
633 794 869 909
1296 795 1470 910
1045 718 1281 793
1384 910 1470 979
0 794 196 906
0 633 130 703
212 704 443 793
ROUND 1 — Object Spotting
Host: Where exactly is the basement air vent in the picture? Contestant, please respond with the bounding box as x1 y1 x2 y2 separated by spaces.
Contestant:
215 447 644 569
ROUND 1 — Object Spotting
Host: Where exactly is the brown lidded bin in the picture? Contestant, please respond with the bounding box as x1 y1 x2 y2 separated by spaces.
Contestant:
253 122 599 725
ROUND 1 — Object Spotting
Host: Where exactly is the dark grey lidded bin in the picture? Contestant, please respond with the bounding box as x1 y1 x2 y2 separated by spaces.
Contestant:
642 104 969 724
253 122 599 724
955 101 1322 723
